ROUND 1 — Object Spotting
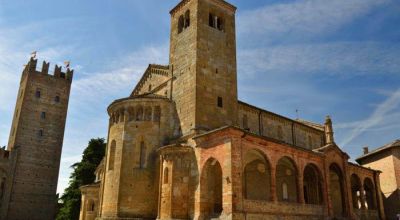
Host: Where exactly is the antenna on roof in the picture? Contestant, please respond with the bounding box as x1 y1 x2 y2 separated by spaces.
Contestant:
296 109 300 119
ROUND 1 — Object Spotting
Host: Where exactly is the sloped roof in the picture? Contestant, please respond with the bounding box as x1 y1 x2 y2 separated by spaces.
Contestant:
296 119 325 131
356 139 400 163
131 64 169 96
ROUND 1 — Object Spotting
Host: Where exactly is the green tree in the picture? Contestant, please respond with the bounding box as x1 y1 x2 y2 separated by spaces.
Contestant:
56 138 106 220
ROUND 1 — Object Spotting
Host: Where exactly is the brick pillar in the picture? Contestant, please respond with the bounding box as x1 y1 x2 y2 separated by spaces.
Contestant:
298 175 305 204
270 166 277 202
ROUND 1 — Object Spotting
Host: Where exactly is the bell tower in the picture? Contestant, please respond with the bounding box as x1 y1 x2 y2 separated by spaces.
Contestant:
170 0 238 135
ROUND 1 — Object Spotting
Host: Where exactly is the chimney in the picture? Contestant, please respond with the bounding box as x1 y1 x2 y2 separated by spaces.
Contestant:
363 146 369 155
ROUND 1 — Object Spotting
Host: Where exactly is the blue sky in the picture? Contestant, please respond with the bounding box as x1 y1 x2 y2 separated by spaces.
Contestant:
0 0 399 195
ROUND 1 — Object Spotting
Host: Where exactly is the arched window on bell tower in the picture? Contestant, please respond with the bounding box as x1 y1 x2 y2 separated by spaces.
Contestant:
184 10 190 28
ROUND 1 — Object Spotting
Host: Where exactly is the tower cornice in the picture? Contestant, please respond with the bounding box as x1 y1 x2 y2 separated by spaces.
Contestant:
170 0 236 16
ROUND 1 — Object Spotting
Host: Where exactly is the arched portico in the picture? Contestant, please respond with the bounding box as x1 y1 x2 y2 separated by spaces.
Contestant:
199 158 223 219
276 156 299 203
329 163 346 218
242 149 271 201
303 164 323 205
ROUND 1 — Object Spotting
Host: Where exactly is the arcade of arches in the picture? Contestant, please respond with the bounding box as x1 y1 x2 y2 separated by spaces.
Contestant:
153 131 384 220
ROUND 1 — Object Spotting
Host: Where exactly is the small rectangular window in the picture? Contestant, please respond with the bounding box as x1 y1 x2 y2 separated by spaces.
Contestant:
217 97 223 108
35 90 41 98
41 112 46 119
55 96 60 103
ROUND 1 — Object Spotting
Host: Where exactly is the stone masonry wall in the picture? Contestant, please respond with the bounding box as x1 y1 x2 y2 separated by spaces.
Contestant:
238 102 324 150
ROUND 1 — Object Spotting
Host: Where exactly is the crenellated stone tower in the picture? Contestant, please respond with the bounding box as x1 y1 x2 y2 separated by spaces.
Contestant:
170 0 238 135
1 58 73 220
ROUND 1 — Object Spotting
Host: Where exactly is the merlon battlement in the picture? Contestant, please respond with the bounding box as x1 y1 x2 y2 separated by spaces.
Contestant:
23 57 73 81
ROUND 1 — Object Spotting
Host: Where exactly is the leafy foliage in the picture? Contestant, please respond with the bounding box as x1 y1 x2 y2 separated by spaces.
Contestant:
56 138 106 220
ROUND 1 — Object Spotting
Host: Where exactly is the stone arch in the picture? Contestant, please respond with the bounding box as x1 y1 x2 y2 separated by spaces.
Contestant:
303 163 323 205
350 174 362 209
329 163 346 217
119 109 125 122
127 107 135 121
110 114 114 124
108 140 116 171
144 106 152 121
276 156 298 203
178 15 184 33
115 112 120 123
243 149 271 201
136 106 143 121
153 106 161 122
200 158 223 218
364 177 376 210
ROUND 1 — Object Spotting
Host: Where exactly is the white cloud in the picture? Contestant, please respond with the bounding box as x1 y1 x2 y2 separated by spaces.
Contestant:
238 42 400 77
56 43 169 195
339 88 400 147
237 0 390 38
72 44 168 105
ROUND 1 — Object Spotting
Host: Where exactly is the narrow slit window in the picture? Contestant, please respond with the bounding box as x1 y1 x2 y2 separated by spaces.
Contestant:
184 10 190 28
38 129 44 137
55 96 60 103
41 112 46 119
217 97 223 108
